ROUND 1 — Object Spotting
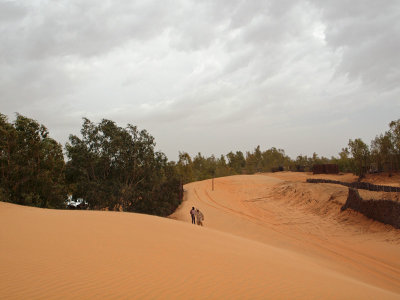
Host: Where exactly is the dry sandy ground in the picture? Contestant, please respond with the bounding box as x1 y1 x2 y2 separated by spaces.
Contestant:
1 172 400 299
362 172 400 187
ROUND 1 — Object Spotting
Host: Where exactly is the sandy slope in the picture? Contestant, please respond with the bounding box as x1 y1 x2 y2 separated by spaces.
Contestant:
1 172 400 299
170 173 400 296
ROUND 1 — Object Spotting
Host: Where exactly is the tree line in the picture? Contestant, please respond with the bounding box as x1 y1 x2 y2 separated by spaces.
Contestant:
1 112 399 214
0 114 181 216
175 119 400 183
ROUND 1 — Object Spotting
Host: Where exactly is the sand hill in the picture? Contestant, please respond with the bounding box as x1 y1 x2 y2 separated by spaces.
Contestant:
1 172 400 299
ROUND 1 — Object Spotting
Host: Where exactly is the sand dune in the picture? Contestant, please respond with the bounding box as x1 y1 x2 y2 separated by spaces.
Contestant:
170 173 400 295
1 172 400 299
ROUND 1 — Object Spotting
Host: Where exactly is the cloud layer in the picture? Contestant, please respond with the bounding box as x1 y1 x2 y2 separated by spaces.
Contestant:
1 0 399 160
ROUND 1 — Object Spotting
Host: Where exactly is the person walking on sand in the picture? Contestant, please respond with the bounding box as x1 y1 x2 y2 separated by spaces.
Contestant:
190 207 196 224
196 209 204 226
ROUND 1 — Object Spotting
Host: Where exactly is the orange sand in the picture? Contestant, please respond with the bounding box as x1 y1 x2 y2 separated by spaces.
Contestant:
1 172 400 299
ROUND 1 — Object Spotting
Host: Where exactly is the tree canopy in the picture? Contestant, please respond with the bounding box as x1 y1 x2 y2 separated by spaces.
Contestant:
0 113 66 207
65 118 182 216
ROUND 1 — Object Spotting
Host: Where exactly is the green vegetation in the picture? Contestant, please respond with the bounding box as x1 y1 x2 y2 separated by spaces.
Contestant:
1 112 399 213
65 118 182 216
0 113 66 208
175 120 400 182
348 138 370 178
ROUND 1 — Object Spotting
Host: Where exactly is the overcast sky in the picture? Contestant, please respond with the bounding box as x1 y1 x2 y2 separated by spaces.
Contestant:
1 0 399 161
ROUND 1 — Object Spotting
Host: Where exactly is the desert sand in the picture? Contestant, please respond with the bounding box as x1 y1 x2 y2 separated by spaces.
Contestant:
1 172 400 299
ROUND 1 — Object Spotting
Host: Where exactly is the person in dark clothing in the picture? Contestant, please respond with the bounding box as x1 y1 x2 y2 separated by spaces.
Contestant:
190 207 196 224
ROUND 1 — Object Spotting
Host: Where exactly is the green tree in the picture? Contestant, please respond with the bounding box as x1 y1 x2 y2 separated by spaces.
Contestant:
371 132 394 173
216 155 231 177
262 147 290 171
0 113 66 207
226 151 245 174
0 113 16 201
389 119 400 170
245 146 263 174
65 118 181 215
348 138 370 178
192 152 213 181
176 152 194 184
336 147 351 172
205 155 217 177
294 155 309 172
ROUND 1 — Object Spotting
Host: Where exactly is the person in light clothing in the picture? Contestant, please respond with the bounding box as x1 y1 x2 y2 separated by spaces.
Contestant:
196 209 204 226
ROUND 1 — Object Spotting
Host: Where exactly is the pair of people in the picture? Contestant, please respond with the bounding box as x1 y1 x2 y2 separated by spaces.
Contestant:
190 207 204 226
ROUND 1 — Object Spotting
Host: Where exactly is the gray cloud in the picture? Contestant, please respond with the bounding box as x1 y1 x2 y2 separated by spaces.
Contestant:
1 0 399 160
312 0 400 90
